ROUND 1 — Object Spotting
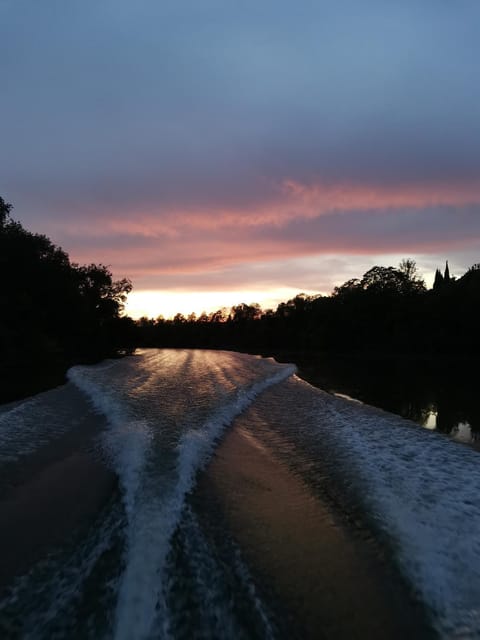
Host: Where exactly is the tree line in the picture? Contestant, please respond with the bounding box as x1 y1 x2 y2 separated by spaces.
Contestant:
2 193 479 402
135 258 480 356
0 197 135 401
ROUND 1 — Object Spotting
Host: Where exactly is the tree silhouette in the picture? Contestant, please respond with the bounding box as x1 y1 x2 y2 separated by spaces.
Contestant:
134 257 479 358
399 258 426 292
0 196 13 226
433 269 444 290
1 196 134 402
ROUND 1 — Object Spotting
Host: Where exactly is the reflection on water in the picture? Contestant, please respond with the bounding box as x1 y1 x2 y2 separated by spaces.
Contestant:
419 411 475 445
274 353 480 450
423 411 437 430
451 421 474 444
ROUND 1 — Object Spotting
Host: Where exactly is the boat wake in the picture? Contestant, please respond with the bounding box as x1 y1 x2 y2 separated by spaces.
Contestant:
1 349 479 639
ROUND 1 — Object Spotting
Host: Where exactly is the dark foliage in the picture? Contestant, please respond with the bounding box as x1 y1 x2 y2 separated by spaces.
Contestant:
135 258 480 357
0 197 134 402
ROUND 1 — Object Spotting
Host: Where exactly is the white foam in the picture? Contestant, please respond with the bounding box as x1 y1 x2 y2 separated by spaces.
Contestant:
113 365 295 640
0 501 122 638
162 505 277 640
68 351 295 640
68 364 152 523
0 384 95 463
291 377 480 639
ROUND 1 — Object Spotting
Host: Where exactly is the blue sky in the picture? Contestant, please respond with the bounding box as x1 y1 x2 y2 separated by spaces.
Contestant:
1 0 479 317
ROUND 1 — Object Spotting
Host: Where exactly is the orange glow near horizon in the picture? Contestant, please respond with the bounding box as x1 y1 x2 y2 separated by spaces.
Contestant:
123 258 441 320
124 287 322 320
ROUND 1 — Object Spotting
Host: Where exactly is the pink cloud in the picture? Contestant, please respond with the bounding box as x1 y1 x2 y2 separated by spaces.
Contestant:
50 200 480 288
45 177 480 243
280 179 480 215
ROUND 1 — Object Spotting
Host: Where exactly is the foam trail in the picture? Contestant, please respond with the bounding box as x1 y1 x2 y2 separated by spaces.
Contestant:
68 364 152 521
251 376 480 639
0 501 123 640
0 384 97 463
68 350 295 640
5 349 480 638
325 400 480 639
113 366 295 640
162 505 277 640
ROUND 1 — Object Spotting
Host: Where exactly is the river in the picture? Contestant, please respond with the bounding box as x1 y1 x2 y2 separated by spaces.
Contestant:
0 349 479 639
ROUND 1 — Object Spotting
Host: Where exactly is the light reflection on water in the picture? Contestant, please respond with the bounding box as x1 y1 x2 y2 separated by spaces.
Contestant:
423 411 437 430
451 421 473 444
421 411 473 444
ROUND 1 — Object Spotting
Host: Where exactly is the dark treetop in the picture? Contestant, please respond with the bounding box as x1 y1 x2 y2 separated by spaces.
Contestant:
0 196 135 402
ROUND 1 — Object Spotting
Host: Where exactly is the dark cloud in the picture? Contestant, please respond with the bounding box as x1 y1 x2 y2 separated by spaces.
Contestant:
264 205 480 252
2 0 480 214
1 0 479 310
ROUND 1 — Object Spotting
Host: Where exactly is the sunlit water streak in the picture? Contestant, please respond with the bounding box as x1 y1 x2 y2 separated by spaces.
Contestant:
0 350 479 639
68 350 294 640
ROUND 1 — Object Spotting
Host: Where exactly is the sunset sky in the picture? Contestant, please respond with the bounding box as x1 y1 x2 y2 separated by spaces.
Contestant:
1 1 479 318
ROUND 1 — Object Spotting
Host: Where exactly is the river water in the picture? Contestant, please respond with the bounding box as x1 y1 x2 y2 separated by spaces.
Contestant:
0 349 479 639
284 353 480 449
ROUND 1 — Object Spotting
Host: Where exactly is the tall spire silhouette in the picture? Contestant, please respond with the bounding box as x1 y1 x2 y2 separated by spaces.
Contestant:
444 260 450 283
